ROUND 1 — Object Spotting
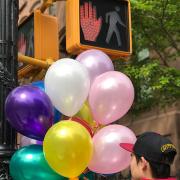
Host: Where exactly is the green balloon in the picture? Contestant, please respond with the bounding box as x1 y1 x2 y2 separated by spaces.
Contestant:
79 171 95 180
10 145 67 180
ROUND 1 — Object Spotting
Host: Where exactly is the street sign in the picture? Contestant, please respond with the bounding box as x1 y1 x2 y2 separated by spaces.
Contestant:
18 10 59 69
66 0 132 58
138 48 149 61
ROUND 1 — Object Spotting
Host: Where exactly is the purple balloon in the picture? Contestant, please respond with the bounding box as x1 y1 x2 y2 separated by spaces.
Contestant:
5 85 53 141
76 49 114 84
20 135 42 147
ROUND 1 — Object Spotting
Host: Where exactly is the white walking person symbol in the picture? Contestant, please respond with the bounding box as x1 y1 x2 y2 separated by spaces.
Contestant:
106 6 126 47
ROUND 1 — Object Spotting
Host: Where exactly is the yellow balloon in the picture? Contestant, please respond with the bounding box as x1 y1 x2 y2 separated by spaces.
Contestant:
43 121 93 178
75 102 94 126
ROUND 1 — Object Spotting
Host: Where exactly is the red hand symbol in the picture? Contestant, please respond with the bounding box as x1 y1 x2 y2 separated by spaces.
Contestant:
18 33 27 54
80 2 102 42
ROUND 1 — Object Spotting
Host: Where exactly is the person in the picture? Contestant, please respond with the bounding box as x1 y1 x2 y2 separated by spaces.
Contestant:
105 6 126 47
120 132 177 180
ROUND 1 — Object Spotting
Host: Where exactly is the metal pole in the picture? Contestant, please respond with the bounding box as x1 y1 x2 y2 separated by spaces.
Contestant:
18 54 53 68
0 0 18 178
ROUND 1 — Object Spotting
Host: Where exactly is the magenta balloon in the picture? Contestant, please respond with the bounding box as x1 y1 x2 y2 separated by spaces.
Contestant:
20 135 42 147
88 71 134 125
76 49 114 84
88 125 136 174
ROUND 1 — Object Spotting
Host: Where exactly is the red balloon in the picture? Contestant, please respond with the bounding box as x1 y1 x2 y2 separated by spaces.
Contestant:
69 117 94 137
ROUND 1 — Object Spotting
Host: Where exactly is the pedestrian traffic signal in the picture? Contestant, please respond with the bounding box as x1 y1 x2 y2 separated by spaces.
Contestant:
18 10 59 64
66 0 132 58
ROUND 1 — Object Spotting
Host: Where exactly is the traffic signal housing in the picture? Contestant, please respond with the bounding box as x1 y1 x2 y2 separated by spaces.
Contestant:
66 0 132 58
18 10 59 62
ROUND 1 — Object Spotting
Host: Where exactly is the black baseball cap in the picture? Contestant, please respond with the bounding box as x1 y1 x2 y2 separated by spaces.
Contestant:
120 132 177 165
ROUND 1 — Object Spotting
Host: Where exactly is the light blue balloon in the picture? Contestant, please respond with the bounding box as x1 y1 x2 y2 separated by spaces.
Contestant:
31 81 62 123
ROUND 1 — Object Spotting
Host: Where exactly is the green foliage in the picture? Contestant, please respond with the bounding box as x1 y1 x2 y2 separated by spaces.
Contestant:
131 0 179 64
114 0 180 114
114 60 180 114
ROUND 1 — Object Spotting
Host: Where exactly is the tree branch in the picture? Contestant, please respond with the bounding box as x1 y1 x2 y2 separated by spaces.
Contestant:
142 27 169 67
161 0 168 21
160 0 179 51
160 23 179 51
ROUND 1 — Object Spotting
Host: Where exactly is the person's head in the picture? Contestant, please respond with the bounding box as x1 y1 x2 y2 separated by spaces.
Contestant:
120 132 177 180
115 6 120 12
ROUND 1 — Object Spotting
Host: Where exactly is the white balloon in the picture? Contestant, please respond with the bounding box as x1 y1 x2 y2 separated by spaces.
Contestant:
45 58 90 116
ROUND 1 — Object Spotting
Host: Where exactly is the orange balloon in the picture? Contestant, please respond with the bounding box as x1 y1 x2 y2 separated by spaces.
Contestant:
69 178 79 180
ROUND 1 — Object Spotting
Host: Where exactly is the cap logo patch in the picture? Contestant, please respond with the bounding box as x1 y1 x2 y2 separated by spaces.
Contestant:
161 144 176 152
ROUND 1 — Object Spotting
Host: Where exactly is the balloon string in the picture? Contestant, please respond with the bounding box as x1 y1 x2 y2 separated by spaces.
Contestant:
93 122 105 134
61 114 70 120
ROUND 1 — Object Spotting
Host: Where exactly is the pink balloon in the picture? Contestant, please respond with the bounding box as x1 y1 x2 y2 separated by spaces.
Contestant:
20 135 42 147
88 125 136 174
89 71 134 125
76 49 114 85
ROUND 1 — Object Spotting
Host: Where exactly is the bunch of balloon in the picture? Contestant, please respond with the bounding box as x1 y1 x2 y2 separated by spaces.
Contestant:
43 50 136 177
6 49 136 180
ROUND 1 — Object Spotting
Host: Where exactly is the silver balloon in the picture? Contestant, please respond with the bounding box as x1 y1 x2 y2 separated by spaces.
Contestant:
45 59 90 116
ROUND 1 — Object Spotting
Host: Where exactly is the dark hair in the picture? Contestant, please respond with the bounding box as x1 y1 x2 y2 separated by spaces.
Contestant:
149 161 170 178
135 154 171 178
